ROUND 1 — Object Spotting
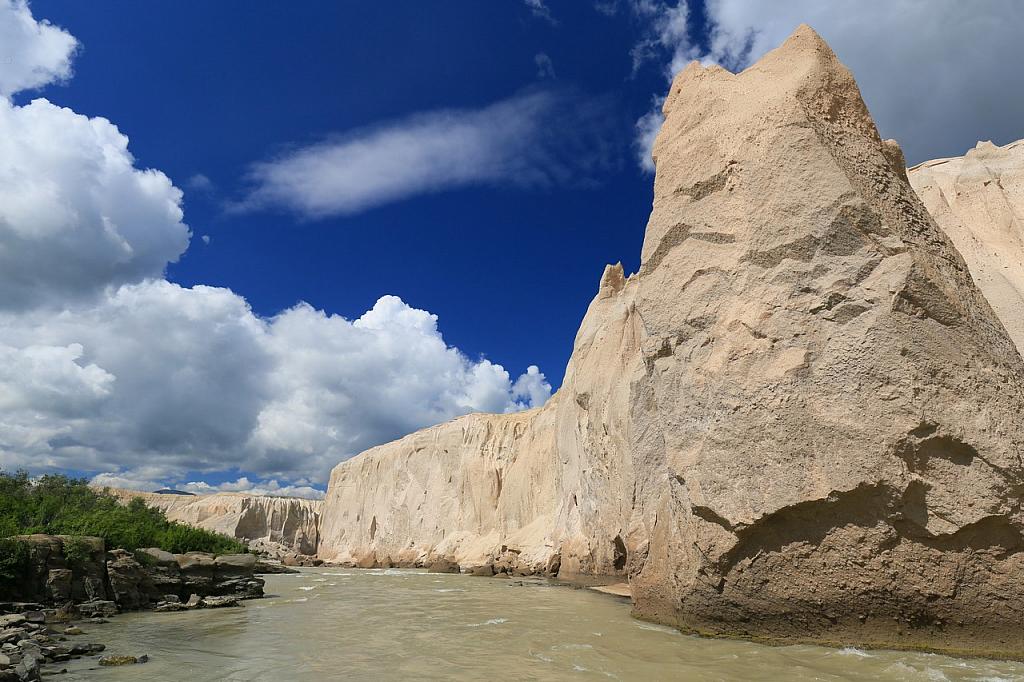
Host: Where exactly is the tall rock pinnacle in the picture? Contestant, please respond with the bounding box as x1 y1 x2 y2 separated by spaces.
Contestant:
318 25 1024 657
629 24 1024 654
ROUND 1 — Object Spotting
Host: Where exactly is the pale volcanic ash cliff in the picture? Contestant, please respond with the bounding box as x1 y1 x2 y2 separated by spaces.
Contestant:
319 262 642 575
104 489 321 556
909 139 1024 355
319 26 1024 657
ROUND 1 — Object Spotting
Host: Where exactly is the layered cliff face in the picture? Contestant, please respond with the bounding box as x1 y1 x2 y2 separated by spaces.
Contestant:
909 140 1024 355
319 25 1024 656
104 489 321 556
318 263 643 574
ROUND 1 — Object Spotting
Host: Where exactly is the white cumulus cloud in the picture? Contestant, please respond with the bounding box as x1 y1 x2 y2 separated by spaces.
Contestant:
0 0 77 97
511 365 553 411
0 282 551 491
0 96 191 310
180 477 325 500
250 294 552 479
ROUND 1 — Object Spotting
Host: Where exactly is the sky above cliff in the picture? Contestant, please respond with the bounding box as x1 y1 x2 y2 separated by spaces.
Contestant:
1 0 1022 497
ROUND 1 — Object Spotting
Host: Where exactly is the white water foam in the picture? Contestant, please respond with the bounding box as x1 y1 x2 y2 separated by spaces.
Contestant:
466 618 508 627
634 622 681 636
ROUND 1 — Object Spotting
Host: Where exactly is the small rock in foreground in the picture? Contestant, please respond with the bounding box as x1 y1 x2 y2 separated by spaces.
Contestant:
426 559 460 574
200 596 240 609
99 654 147 666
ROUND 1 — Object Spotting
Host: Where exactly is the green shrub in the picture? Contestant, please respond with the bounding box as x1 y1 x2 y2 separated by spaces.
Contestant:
0 470 245 555
61 536 94 571
0 537 29 595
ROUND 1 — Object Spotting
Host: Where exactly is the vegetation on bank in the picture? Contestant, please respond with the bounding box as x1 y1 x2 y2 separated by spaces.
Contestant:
0 470 245 555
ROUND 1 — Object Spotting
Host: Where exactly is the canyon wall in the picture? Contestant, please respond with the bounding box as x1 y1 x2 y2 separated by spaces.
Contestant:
318 263 643 574
909 139 1024 355
318 26 1024 657
103 489 321 556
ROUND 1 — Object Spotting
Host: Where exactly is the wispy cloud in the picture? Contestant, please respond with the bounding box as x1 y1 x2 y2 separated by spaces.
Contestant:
534 52 557 79
629 1 693 77
524 0 557 25
186 173 214 192
612 1 694 172
634 99 663 172
234 89 616 219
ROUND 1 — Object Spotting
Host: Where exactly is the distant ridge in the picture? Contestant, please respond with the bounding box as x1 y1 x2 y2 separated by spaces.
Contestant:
103 487 322 556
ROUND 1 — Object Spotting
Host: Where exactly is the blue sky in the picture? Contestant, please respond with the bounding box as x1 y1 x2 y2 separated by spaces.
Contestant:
2 1 1021 496
26 0 674 379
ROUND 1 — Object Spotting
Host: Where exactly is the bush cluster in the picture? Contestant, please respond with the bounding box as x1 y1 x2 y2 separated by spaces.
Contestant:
0 470 245 555
0 537 29 587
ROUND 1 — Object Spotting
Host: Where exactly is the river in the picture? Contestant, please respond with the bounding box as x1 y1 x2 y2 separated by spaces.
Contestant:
59 568 1023 681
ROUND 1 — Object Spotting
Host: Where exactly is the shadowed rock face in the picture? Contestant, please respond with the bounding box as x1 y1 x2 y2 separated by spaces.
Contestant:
909 139 1024 356
318 25 1024 657
103 489 321 556
1 535 108 603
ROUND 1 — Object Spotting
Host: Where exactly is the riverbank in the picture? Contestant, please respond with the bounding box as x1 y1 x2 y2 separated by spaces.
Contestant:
0 533 275 680
52 568 1024 681
0 588 268 680
0 607 108 680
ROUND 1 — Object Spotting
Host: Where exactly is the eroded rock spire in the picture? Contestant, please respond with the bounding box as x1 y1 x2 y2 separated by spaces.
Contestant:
318 25 1024 657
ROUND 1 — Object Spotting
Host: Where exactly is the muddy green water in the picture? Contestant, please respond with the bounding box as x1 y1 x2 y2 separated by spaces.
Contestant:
59 568 1023 681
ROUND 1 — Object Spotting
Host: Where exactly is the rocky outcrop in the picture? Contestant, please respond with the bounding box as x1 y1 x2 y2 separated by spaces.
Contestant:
909 139 1024 355
0 535 262 613
318 25 1024 657
104 549 263 610
101 489 322 556
1 536 108 605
